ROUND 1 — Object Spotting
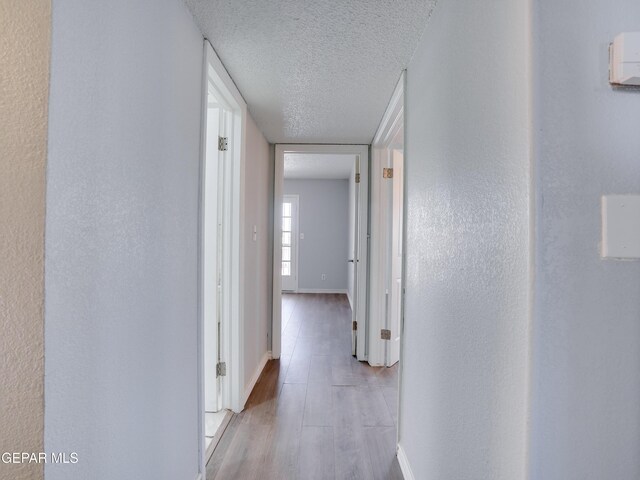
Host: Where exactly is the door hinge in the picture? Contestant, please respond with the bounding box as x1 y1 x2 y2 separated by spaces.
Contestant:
352 321 358 331
218 136 228 151
383 168 394 179
216 362 226 377
380 329 391 340
355 173 361 184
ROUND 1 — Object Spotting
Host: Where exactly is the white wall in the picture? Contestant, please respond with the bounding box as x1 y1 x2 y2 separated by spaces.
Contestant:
242 114 272 397
530 1 640 478
45 1 203 479
400 0 532 478
283 179 349 291
0 2 49 479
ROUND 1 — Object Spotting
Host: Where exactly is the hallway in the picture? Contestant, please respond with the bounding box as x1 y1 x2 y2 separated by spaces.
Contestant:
207 294 401 479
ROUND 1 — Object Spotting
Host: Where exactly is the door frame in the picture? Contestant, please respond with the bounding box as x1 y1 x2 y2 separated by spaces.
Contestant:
281 194 300 292
271 144 369 360
197 40 247 476
202 75 231 416
369 73 405 367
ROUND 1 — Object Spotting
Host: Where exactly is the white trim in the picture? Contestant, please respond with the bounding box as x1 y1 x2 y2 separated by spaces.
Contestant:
196 40 208 480
272 144 369 361
373 71 405 146
294 288 348 294
242 351 270 407
204 41 247 110
346 290 353 310
396 69 408 453
396 443 415 480
369 73 405 367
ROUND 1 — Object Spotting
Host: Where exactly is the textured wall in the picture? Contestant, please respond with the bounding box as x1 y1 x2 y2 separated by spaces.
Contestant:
45 0 203 478
400 0 532 478
283 179 349 290
0 1 50 479
242 114 272 392
530 1 640 478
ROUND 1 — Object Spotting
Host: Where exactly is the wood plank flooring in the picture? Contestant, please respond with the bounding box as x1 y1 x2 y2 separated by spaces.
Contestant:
207 293 401 480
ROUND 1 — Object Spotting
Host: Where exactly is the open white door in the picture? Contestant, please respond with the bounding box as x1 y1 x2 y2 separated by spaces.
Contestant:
350 155 368 358
199 42 248 474
388 148 403 366
350 157 360 355
203 80 232 413
369 73 404 367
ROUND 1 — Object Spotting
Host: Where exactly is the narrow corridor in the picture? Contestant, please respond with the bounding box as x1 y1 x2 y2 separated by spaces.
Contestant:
207 294 401 479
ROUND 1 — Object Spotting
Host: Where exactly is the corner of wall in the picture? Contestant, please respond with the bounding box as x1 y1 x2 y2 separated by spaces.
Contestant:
0 2 51 479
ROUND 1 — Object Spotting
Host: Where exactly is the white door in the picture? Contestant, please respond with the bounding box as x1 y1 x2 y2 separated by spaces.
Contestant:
388 148 403 366
281 195 299 292
203 83 232 413
369 73 404 367
351 157 361 356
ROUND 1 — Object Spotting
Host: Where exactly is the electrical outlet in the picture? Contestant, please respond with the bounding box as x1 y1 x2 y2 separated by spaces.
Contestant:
321 274 326 281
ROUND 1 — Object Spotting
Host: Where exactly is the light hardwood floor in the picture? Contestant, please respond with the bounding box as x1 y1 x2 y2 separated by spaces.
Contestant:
207 293 402 480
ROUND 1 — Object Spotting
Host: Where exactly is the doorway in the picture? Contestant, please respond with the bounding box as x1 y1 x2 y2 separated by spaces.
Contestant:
198 41 246 472
201 64 233 459
272 145 369 361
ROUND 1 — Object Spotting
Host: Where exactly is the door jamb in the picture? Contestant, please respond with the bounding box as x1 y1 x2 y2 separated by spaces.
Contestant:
271 144 369 360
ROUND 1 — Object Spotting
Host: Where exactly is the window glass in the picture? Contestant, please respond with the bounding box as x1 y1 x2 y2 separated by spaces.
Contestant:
282 232 291 246
281 262 290 276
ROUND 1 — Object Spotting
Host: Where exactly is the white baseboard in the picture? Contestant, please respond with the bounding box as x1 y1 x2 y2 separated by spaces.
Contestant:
294 288 348 294
397 443 415 480
267 350 279 360
242 350 269 407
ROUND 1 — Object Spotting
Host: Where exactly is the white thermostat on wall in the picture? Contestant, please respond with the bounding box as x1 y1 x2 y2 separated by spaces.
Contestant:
609 32 640 86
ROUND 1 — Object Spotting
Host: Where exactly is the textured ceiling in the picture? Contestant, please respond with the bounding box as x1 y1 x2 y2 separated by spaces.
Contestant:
184 0 436 144
284 153 355 179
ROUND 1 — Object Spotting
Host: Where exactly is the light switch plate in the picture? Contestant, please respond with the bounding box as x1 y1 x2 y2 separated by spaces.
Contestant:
602 195 640 259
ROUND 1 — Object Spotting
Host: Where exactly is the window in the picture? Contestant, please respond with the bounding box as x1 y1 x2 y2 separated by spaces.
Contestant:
282 202 292 276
